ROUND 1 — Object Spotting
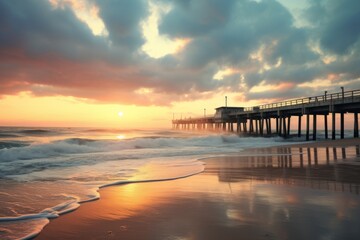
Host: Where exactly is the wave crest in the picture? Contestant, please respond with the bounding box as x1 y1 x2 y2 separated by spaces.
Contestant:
0 134 282 162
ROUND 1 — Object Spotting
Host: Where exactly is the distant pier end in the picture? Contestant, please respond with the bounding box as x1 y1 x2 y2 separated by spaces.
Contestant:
172 89 360 141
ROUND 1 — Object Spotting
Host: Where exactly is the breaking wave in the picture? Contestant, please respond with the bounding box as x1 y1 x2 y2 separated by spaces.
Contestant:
0 134 285 162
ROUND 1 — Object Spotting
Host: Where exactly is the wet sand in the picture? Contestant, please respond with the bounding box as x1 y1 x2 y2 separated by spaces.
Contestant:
37 138 360 240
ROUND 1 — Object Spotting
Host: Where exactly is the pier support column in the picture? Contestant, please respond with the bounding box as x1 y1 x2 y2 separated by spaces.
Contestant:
265 119 269 135
264 119 267 135
313 114 317 140
255 120 259 134
287 116 291 136
283 117 287 138
355 112 359 138
276 117 279 134
250 119 254 133
260 119 264 135
268 118 272 134
340 112 344 139
324 114 328 139
332 112 336 140
306 114 310 141
298 115 302 137
278 117 282 136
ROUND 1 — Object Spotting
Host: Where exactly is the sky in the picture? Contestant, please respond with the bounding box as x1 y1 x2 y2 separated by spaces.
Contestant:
0 0 359 128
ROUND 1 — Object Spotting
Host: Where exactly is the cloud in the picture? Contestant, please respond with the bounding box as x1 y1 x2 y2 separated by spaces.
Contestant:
307 0 360 55
0 0 359 106
0 0 107 61
158 0 322 87
157 0 236 38
95 0 148 51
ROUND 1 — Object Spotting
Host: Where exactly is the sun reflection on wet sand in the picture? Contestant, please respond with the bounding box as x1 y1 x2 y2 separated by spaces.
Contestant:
38 143 360 240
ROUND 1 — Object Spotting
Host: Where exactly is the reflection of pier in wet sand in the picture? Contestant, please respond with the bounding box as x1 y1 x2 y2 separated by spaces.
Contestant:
205 144 360 194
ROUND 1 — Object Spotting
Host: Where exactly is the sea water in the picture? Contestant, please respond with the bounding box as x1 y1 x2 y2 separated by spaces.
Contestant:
0 127 345 239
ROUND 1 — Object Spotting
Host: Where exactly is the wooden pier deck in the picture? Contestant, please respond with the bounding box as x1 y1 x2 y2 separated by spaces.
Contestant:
172 89 360 140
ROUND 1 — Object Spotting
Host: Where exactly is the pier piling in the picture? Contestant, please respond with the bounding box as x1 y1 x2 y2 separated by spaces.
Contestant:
355 113 359 138
313 115 317 140
306 114 310 141
324 115 328 139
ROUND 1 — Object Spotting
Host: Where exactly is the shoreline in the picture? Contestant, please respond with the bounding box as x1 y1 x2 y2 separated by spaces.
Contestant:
281 137 360 148
36 137 360 240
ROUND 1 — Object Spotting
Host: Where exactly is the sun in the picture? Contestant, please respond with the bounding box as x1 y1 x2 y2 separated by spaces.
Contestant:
118 111 123 117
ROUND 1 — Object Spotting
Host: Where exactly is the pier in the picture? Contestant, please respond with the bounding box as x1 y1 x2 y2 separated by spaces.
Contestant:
172 89 360 140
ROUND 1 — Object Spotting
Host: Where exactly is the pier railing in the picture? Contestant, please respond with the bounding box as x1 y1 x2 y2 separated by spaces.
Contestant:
244 89 360 112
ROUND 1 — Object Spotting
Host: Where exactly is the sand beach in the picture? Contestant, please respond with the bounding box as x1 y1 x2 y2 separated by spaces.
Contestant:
36 138 360 240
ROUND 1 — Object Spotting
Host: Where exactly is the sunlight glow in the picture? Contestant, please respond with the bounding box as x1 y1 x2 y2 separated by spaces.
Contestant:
118 111 124 117
49 0 108 37
213 68 240 80
250 81 294 93
116 134 125 139
141 1 191 58
0 92 171 128
135 88 154 95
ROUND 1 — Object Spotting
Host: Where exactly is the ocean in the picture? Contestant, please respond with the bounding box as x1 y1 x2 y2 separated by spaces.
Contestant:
0 126 302 239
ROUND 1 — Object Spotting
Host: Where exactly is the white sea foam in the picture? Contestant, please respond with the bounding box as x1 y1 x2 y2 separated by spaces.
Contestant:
0 218 50 240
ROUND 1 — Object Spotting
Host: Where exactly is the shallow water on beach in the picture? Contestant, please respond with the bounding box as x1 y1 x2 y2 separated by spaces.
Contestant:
36 144 360 240
0 127 292 239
